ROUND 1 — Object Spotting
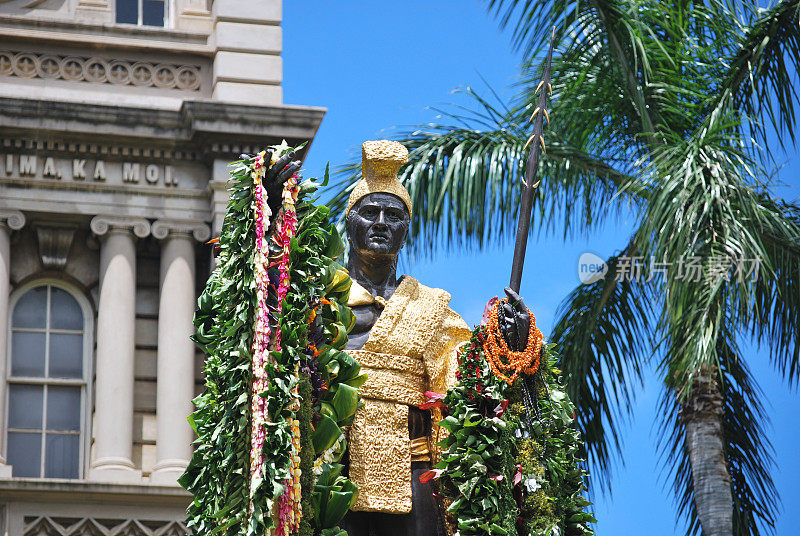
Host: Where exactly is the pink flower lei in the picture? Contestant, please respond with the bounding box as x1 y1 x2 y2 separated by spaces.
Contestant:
247 149 302 535
274 176 301 536
249 155 272 489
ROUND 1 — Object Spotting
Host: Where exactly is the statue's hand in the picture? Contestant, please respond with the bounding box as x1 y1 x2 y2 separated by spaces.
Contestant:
498 287 530 351
262 150 302 216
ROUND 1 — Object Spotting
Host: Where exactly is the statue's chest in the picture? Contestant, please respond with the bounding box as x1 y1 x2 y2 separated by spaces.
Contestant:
346 304 381 350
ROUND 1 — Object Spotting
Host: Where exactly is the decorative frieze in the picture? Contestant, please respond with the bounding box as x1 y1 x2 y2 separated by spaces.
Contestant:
0 137 200 161
23 516 187 536
1 153 181 187
0 50 201 91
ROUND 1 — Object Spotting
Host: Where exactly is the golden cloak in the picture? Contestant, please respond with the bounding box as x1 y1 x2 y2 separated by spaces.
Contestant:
346 275 472 514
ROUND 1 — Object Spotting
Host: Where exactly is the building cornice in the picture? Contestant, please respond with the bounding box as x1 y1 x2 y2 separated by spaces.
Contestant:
0 478 190 505
0 96 327 159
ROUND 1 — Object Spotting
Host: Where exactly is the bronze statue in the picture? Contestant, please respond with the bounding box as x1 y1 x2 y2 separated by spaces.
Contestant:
339 140 530 536
257 140 530 535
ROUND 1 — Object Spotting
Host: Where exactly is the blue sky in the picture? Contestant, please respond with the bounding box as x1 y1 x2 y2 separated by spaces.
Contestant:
282 2 800 534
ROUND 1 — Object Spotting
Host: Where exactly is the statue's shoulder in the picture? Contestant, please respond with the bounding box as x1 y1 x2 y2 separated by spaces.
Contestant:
406 277 472 335
402 277 472 352
401 275 452 304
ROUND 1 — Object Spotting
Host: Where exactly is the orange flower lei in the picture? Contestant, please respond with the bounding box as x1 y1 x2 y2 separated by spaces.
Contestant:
482 299 544 385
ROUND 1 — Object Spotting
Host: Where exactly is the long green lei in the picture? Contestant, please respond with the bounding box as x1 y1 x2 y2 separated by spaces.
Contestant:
180 146 361 536
432 328 597 536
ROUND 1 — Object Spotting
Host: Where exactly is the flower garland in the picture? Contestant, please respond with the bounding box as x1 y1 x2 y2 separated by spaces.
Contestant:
246 149 301 535
246 152 306 536
272 176 302 536
249 151 273 489
427 322 596 536
482 299 544 385
181 144 363 536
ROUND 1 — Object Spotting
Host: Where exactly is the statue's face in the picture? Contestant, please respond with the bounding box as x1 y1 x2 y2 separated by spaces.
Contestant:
346 193 410 262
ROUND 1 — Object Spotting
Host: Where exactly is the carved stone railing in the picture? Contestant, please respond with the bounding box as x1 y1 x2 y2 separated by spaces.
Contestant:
0 50 201 91
23 516 187 536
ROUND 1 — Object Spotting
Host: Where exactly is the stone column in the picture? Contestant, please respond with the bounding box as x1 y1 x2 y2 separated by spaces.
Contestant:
0 210 25 479
207 159 232 270
89 216 150 483
150 219 210 485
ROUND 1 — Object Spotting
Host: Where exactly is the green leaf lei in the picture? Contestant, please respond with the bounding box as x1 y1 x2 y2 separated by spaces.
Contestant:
436 328 597 536
180 149 361 536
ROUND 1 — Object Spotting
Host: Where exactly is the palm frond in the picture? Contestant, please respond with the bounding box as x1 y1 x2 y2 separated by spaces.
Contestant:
550 245 652 494
326 88 642 255
636 103 800 387
484 0 576 59
740 195 800 384
501 0 661 147
716 0 800 154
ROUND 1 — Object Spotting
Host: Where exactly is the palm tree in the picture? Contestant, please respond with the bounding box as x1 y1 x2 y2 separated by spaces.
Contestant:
326 2 800 535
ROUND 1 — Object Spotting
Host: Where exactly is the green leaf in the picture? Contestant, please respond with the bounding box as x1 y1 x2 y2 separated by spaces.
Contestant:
334 352 362 383
324 226 345 259
322 491 354 528
344 372 368 389
312 414 343 455
320 401 336 420
326 360 340 378
331 383 359 425
320 528 347 536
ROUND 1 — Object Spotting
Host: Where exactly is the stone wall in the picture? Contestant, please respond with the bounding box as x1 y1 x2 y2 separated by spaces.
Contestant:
0 0 285 106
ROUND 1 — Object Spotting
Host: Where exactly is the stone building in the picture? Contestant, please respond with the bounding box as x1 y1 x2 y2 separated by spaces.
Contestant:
0 1 324 534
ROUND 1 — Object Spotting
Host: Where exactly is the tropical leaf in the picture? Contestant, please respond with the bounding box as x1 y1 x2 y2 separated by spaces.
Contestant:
327 88 641 255
740 196 800 384
717 0 800 154
550 246 652 494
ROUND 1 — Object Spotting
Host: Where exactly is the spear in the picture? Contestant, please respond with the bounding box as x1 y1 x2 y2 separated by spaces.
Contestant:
509 28 556 293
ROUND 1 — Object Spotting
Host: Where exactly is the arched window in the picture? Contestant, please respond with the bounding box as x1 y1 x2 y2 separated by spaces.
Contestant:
5 283 91 479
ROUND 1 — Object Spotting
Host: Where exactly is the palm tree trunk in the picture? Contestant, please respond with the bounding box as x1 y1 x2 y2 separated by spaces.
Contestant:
681 372 732 536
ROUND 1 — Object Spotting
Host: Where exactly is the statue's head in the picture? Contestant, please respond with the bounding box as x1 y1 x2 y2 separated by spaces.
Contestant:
346 192 410 263
345 140 412 266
